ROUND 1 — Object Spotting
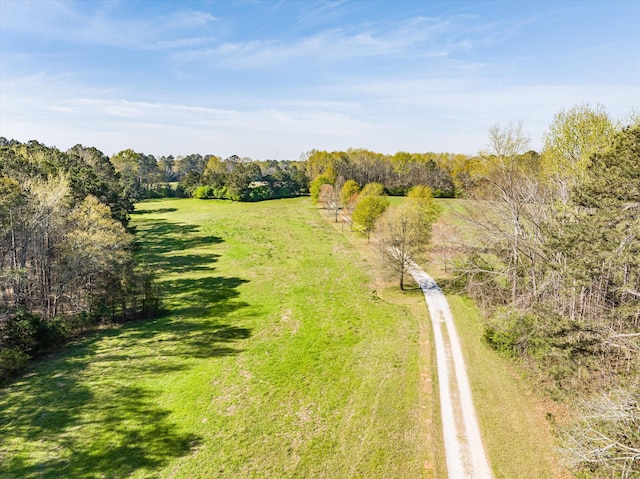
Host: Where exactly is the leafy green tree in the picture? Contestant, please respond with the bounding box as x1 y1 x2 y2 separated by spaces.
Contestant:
542 103 616 186
173 154 207 180
110 149 147 201
551 122 640 328
407 185 441 234
110 149 161 195
359 182 385 197
0 177 21 225
26 175 72 316
225 163 262 201
157 155 176 182
340 179 360 213
110 149 141 180
304 149 340 182
61 195 133 315
309 174 333 204
352 195 389 240
138 153 162 190
67 145 134 225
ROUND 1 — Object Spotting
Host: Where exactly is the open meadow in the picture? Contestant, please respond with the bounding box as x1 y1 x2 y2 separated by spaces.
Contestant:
0 196 571 479
2 3 636 477
0 197 431 478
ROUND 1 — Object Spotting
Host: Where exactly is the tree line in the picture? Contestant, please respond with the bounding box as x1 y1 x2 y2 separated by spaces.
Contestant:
305 148 458 198
189 156 308 201
0 139 160 380
108 146 478 203
107 150 309 202
312 177 441 291
450 105 639 478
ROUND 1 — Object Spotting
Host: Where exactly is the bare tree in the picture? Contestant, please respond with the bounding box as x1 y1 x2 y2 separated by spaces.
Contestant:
460 121 554 305
375 194 439 290
318 183 333 210
562 382 640 478
328 177 345 222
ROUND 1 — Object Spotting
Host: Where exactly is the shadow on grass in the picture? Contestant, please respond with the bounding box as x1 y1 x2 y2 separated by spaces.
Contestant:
134 220 223 273
132 207 178 215
0 207 251 478
1 380 199 479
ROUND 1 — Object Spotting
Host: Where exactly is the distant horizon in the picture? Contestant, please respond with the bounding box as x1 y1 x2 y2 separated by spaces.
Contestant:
1 0 638 161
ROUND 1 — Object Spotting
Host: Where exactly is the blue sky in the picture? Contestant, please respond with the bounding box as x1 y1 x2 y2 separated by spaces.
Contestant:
1 0 639 160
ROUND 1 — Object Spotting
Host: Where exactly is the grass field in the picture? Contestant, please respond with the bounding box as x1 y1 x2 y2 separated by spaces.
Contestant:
0 197 432 478
0 196 570 478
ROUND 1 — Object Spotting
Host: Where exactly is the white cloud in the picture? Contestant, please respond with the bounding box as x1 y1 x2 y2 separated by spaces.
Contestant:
165 10 218 28
0 1 219 50
171 15 480 69
2 3 638 159
0 74 381 158
155 36 218 50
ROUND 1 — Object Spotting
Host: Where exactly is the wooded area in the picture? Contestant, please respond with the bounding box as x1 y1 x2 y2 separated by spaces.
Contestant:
451 107 639 478
0 140 159 379
305 148 458 197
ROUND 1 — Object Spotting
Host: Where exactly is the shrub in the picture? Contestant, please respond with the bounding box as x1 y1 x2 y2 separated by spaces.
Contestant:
32 316 70 351
0 347 29 380
385 186 406 196
193 185 215 199
433 188 454 198
1 309 39 352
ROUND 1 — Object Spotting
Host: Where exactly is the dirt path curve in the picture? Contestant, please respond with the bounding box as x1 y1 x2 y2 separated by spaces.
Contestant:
408 261 493 479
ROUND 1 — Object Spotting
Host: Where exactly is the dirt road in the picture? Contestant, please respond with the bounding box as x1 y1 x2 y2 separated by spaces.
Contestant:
408 262 493 479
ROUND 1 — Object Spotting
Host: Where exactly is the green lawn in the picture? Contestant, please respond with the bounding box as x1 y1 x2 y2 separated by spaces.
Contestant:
0 197 429 478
